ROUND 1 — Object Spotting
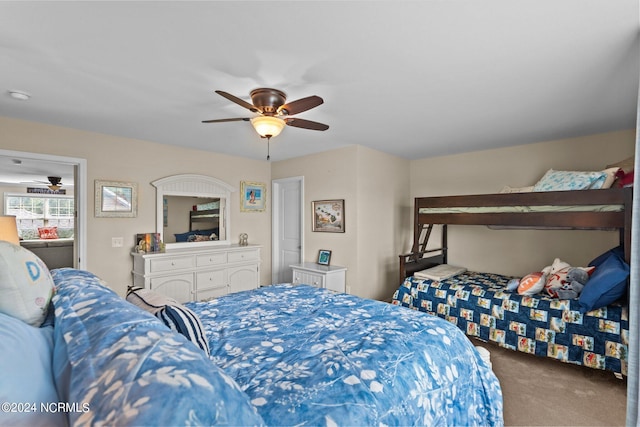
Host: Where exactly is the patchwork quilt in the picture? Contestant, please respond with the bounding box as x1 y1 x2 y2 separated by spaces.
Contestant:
392 273 629 376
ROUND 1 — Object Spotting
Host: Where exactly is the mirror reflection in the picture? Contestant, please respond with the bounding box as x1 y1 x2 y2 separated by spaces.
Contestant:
152 174 234 250
162 196 226 243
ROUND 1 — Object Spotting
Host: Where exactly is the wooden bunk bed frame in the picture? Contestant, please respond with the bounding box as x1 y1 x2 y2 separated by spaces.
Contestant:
399 188 633 284
189 208 220 232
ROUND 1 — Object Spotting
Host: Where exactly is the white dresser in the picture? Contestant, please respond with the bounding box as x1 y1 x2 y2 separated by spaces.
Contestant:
132 244 261 303
290 262 347 293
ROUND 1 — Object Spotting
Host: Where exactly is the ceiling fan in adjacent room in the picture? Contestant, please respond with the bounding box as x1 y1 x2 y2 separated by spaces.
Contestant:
202 88 329 159
41 176 63 191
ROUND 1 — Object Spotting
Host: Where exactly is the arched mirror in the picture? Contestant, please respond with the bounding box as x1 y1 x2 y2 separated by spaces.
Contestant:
152 174 235 250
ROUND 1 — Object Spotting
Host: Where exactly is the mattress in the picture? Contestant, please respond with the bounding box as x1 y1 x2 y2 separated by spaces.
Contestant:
418 204 623 214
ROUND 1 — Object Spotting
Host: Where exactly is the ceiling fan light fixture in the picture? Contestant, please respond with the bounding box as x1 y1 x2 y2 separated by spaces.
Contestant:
47 176 62 191
250 116 286 138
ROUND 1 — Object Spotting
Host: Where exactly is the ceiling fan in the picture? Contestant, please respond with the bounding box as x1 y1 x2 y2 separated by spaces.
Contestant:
202 88 329 159
42 176 63 191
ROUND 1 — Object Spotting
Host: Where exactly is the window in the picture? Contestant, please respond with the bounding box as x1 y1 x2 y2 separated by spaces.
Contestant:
4 193 75 240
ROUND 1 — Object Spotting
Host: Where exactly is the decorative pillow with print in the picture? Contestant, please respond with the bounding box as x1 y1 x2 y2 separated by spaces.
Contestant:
38 226 58 239
543 258 594 298
517 272 547 295
0 241 55 326
532 169 608 192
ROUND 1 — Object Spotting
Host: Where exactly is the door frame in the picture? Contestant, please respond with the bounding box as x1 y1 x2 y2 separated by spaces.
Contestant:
271 176 304 283
0 149 87 270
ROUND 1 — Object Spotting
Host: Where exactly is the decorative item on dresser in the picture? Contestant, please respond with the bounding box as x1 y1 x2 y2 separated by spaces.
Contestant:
290 262 346 293
131 244 261 303
317 249 331 265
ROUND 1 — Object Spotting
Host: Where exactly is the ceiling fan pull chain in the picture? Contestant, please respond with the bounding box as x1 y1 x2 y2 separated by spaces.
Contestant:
267 136 271 161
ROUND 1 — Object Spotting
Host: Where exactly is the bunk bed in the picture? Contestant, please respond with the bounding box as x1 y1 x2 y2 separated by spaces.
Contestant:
189 209 219 232
172 201 221 242
394 187 632 375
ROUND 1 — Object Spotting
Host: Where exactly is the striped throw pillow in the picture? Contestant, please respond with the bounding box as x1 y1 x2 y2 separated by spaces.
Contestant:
126 287 209 355
156 304 210 354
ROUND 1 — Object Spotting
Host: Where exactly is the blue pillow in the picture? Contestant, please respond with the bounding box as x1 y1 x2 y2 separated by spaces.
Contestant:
589 246 625 268
174 228 218 242
0 313 67 427
579 252 629 313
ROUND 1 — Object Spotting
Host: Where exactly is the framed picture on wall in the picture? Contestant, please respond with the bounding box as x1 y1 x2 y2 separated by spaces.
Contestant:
95 180 138 218
312 199 345 232
317 249 332 266
240 181 266 212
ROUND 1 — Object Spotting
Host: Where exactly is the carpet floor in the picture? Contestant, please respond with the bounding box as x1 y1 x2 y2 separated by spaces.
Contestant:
473 340 627 426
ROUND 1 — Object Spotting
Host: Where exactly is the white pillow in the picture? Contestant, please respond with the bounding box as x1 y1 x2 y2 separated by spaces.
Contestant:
0 241 55 326
600 167 621 189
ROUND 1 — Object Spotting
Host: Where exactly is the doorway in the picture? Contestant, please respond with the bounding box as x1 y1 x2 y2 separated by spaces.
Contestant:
0 149 87 270
272 176 304 284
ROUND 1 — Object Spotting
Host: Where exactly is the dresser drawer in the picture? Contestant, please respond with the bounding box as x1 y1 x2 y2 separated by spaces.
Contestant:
150 256 194 272
196 252 227 267
228 249 260 263
292 270 324 288
196 269 227 290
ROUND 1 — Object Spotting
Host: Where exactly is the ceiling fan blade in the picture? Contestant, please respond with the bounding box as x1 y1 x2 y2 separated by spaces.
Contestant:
202 117 251 123
215 90 260 113
279 95 323 116
285 117 329 131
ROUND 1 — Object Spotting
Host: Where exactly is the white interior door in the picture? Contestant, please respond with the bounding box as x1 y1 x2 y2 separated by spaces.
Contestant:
272 177 303 284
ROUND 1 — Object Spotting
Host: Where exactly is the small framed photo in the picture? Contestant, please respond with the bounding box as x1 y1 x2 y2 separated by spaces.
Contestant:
317 249 332 266
240 181 266 212
95 180 138 218
312 199 345 232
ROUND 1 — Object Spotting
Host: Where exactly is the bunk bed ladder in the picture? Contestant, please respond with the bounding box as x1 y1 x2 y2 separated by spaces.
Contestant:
412 223 448 263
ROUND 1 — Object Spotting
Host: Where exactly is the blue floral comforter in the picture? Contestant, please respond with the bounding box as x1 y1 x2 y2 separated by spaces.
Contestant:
187 284 503 426
51 269 264 426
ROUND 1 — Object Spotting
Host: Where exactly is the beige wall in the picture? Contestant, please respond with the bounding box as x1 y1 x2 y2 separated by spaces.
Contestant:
1 117 272 296
409 129 635 276
272 145 410 300
2 115 635 299
272 146 359 291
355 146 411 299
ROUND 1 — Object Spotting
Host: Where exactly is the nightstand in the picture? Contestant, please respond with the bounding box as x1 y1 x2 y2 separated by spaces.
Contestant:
290 262 347 293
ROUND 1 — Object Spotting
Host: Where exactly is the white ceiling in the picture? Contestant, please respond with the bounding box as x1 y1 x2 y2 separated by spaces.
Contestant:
0 0 638 182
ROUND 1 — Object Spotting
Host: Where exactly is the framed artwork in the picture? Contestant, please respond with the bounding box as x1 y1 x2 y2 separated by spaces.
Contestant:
240 181 266 212
95 180 138 218
312 199 345 232
317 249 332 266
